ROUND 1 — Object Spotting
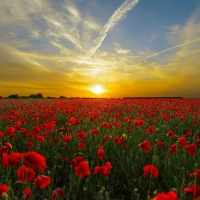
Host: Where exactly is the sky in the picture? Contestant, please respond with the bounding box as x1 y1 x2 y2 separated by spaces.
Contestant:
0 0 200 98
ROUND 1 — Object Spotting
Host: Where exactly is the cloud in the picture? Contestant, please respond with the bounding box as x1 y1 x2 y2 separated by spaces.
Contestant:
85 0 139 59
139 36 200 61
114 42 130 55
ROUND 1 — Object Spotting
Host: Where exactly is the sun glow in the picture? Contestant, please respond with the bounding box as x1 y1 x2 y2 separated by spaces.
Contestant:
91 84 105 94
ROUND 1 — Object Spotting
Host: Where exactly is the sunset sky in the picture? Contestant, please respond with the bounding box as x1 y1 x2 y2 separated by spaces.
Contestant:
1 0 200 98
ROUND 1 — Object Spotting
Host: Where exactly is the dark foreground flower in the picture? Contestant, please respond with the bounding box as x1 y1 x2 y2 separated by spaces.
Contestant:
183 183 200 199
0 184 9 195
17 165 35 182
34 175 51 188
151 191 178 200
23 151 46 171
143 165 158 178
74 161 90 178
93 162 112 176
51 188 65 200
22 188 31 200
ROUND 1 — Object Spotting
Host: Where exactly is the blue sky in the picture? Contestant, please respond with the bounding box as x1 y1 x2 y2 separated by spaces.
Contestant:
0 0 200 97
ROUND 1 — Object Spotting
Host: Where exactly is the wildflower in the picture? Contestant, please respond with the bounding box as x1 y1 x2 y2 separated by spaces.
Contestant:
17 165 36 182
22 188 31 200
70 156 85 168
0 132 4 138
93 162 112 177
189 168 200 180
51 188 65 200
167 130 175 138
138 140 151 153
0 184 9 195
178 137 186 148
23 151 46 171
62 136 72 143
168 144 177 154
156 141 164 148
77 142 85 151
76 130 85 140
60 157 68 162
145 126 155 134
100 122 111 129
143 165 158 178
151 191 178 200
26 142 34 149
4 142 12 150
185 144 196 155
74 161 90 178
0 146 8 154
90 129 99 135
183 183 200 199
97 148 105 160
2 152 22 167
34 175 51 189
113 137 124 145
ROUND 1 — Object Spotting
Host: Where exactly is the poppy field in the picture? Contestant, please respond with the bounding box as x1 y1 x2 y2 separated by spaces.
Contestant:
0 98 200 200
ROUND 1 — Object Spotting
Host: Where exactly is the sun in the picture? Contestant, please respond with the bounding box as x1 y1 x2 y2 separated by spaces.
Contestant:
91 84 105 94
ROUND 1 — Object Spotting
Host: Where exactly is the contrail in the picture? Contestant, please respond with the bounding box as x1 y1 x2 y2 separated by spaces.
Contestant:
85 0 139 59
140 36 200 61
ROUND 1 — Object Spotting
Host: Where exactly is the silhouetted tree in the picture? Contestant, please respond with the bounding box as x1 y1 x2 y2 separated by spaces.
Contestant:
8 94 19 99
59 96 67 99
29 94 37 98
36 93 43 98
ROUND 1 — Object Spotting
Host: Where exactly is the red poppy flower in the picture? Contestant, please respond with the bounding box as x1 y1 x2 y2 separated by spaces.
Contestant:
0 132 4 138
100 122 111 129
167 130 175 138
76 130 86 140
5 126 15 135
143 165 158 178
2 152 22 167
185 144 196 155
26 142 34 149
102 134 111 143
113 137 123 145
17 165 36 182
90 129 99 135
23 151 46 171
4 142 12 150
74 161 90 178
168 144 177 154
77 142 85 151
93 162 112 177
189 168 200 180
156 141 164 148
70 156 85 168
0 184 9 195
51 188 65 200
178 137 186 148
145 126 155 134
138 140 151 153
97 148 105 160
34 175 51 188
22 188 31 200
183 183 200 199
0 146 8 154
191 120 198 125
152 191 178 200
60 157 68 162
62 136 72 143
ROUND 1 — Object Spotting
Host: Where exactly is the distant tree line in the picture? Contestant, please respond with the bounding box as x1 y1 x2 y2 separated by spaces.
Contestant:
0 94 69 99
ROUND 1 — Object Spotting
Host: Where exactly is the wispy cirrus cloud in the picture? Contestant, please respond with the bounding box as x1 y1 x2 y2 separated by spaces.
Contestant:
85 0 139 59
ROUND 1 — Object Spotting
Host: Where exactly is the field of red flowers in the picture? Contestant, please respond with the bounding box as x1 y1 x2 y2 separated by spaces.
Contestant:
0 98 200 200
